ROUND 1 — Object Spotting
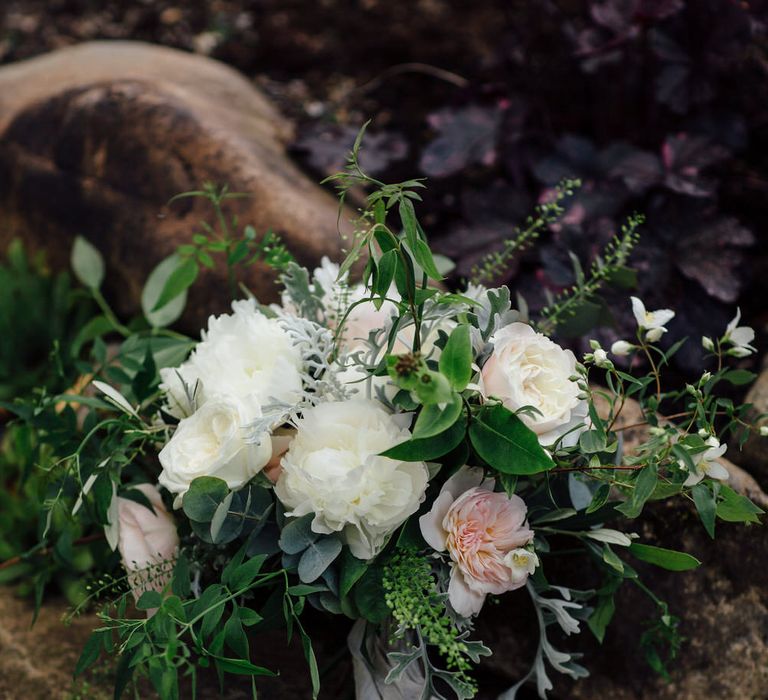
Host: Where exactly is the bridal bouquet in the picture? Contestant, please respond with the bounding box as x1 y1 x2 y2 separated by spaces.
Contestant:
25 132 763 699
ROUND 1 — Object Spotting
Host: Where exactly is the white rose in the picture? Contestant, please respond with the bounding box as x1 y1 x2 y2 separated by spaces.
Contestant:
274 399 429 560
481 322 587 446
158 396 272 505
160 299 303 418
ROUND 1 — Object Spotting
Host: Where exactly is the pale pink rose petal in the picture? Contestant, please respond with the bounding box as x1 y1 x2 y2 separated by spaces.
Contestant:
448 567 486 617
418 490 454 552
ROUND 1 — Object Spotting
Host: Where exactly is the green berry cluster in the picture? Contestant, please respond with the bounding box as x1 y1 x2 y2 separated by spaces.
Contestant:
383 550 476 687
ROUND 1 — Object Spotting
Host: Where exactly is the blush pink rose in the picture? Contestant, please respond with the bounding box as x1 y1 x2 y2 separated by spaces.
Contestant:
419 466 535 617
117 483 179 606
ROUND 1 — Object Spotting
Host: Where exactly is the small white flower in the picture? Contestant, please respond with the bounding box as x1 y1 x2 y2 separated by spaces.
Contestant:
759 426 768 437
631 297 674 343
681 437 729 487
611 340 634 357
504 548 540 583
722 308 756 358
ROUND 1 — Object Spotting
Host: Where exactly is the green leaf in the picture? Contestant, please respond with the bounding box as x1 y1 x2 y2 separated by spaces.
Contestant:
628 543 701 571
375 249 398 296
399 199 419 250
71 236 105 289
279 514 319 554
588 595 615 643
722 369 757 386
586 483 611 513
381 415 466 461
412 238 443 281
339 548 369 599
601 545 625 574
298 623 320 699
224 614 249 658
74 632 103 677
151 257 198 312
579 430 608 454
298 537 342 583
439 324 472 391
353 564 389 624
142 254 189 327
692 483 716 538
210 656 276 677
468 404 554 474
615 464 658 518
716 485 763 523
72 315 115 356
136 590 163 610
412 393 463 440
182 477 229 523
230 555 268 590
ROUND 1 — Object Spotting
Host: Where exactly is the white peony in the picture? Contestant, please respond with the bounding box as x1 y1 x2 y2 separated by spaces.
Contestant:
481 322 587 446
274 399 429 560
160 299 303 419
158 396 272 505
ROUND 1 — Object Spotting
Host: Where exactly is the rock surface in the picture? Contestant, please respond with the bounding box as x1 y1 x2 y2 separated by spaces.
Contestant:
0 41 353 329
0 589 103 699
731 357 768 485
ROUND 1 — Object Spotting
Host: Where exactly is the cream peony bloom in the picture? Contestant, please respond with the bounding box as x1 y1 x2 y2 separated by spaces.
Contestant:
274 399 429 560
481 322 587 446
158 396 272 505
419 466 536 617
116 484 179 604
631 297 675 343
160 299 303 419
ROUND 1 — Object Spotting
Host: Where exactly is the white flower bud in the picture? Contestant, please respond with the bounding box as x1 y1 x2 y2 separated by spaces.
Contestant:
760 426 768 437
589 339 602 350
702 336 715 352
611 340 634 357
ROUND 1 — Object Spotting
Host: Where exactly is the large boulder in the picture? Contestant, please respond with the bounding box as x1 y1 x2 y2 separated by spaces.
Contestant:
0 41 352 328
